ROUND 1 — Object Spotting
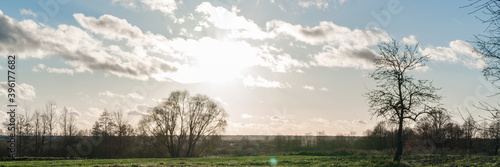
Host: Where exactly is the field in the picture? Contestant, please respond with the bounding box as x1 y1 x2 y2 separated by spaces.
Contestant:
0 155 499 167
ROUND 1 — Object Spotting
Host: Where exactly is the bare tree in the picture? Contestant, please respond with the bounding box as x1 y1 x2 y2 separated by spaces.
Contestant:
68 112 77 137
185 94 227 157
60 107 69 137
469 0 500 86
427 110 450 147
489 120 500 154
114 110 133 137
147 90 189 157
469 0 500 154
33 109 46 156
44 102 58 155
96 109 116 137
60 107 78 148
366 121 392 150
113 109 133 154
365 40 443 161
18 105 33 156
141 90 227 157
463 115 478 151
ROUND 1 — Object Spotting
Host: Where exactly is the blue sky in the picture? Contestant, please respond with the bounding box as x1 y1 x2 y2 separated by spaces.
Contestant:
0 0 494 135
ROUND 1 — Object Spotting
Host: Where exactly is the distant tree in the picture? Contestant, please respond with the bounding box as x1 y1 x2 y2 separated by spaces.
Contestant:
92 109 116 137
33 109 46 156
443 122 464 149
366 121 392 150
60 107 78 150
416 109 450 150
315 131 327 149
68 111 78 137
113 110 133 155
60 107 69 137
463 115 477 151
141 90 227 157
301 132 315 147
91 121 102 137
16 105 33 156
365 40 443 161
199 135 223 156
44 102 57 155
273 134 286 152
488 119 500 154
114 110 133 137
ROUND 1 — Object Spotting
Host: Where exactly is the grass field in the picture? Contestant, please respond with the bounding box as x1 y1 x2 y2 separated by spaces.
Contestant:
0 155 499 166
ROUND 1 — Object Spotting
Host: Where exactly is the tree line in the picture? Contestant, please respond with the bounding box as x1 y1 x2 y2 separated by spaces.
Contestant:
1 91 227 158
2 101 499 159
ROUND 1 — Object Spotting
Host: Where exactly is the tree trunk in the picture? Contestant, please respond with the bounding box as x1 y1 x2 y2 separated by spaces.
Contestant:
495 134 499 155
394 117 404 162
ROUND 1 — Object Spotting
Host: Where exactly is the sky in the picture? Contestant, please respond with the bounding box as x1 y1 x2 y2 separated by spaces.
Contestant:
0 0 495 136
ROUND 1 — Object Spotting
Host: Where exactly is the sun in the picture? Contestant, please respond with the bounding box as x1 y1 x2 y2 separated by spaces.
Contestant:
189 37 261 83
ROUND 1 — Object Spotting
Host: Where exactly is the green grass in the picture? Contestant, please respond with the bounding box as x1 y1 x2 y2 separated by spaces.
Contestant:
0 155 498 166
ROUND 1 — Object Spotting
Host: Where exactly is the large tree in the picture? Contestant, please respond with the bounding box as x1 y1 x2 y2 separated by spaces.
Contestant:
469 0 500 155
141 90 227 157
366 40 443 161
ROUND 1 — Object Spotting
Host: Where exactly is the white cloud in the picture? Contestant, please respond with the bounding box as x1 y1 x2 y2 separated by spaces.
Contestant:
258 44 308 72
195 2 269 39
88 107 103 115
126 103 151 116
402 35 418 45
46 12 303 83
269 115 289 123
310 117 329 124
112 0 180 19
71 12 307 83
302 85 315 90
65 107 82 117
420 40 485 69
127 92 145 100
267 20 390 69
353 119 367 125
298 0 329 9
20 9 37 17
313 45 379 69
0 11 178 81
267 20 390 46
214 97 229 106
243 75 291 88
241 114 253 119
0 82 36 101
320 87 329 91
74 13 143 41
98 91 144 100
278 4 286 12
82 107 104 125
32 64 74 75
141 0 179 16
